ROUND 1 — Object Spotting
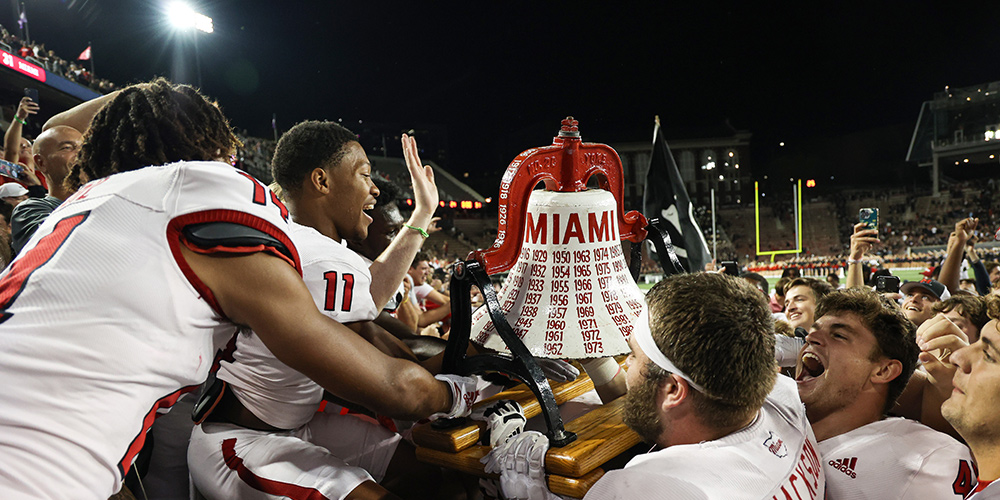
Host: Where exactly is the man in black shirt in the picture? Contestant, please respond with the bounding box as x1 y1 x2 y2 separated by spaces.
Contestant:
11 125 82 254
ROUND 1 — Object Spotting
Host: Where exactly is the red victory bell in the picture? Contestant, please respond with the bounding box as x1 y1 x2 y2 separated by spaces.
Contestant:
443 117 683 446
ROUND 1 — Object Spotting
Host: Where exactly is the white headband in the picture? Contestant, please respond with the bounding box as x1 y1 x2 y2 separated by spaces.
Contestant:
632 308 705 393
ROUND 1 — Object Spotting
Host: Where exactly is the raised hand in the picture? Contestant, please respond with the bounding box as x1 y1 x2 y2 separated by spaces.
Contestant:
952 217 978 245
401 134 438 226
16 96 39 121
849 222 879 261
916 314 970 398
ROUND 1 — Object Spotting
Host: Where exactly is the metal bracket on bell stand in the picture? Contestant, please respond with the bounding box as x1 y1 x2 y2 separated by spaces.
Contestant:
440 259 577 448
629 217 687 280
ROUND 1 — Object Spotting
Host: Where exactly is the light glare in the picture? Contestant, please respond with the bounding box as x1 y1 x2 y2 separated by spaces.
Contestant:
168 3 214 33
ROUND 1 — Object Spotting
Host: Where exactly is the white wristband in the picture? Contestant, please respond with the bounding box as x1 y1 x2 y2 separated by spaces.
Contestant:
580 357 622 386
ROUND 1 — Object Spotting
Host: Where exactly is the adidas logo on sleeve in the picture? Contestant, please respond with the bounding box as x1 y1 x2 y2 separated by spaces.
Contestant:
819 418 973 499
829 457 858 479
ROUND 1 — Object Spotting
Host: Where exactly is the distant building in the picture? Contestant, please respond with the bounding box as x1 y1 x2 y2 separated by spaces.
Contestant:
907 80 1000 194
611 129 752 210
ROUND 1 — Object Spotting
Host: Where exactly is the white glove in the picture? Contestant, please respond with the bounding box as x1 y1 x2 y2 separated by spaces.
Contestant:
430 374 481 420
535 358 580 383
482 431 562 500
774 334 805 368
481 400 526 448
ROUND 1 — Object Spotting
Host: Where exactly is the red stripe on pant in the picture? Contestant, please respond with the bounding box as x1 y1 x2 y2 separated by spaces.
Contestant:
118 384 198 478
221 438 331 500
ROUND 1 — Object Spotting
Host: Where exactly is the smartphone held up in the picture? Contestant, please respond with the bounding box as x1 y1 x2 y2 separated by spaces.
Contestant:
859 208 879 231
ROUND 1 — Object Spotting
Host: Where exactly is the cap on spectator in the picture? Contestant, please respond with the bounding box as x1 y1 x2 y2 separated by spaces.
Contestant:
900 278 950 301
0 183 28 198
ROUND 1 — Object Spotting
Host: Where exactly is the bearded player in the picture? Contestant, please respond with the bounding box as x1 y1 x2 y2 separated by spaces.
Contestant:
0 80 478 500
486 273 825 499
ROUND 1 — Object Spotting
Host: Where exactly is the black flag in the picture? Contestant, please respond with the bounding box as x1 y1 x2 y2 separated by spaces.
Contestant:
643 116 712 273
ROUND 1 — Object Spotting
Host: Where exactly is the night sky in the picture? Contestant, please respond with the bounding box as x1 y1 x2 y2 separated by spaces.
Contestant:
7 1 1000 194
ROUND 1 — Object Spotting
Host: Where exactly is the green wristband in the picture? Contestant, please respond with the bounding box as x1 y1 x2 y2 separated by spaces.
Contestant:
15 117 27 126
404 224 429 238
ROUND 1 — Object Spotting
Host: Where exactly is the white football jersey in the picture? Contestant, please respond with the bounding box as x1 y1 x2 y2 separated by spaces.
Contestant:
0 162 298 500
217 222 379 430
412 281 434 310
584 376 826 500
819 418 973 500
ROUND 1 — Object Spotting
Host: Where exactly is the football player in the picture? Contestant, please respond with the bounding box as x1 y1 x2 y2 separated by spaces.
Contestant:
942 294 1000 499
0 80 477 500
797 289 972 499
188 121 457 500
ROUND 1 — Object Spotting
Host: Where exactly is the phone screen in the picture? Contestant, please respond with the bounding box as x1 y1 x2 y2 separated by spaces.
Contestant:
859 208 879 231
0 159 24 179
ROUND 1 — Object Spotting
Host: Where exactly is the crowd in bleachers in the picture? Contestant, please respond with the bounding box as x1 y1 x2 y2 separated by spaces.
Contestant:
0 24 118 94
714 177 1000 269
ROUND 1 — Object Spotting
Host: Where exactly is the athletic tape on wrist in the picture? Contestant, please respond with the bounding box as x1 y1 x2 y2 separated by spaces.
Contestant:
632 309 705 393
579 357 621 386
403 224 429 238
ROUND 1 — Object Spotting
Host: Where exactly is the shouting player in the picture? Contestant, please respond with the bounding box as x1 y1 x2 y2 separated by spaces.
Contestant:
188 121 453 500
0 79 477 500
796 289 972 499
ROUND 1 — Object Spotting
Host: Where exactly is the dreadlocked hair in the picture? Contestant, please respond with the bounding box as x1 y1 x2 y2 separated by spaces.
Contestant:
67 78 240 190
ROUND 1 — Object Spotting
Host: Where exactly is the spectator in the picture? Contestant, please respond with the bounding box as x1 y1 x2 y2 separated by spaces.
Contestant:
932 295 989 343
404 251 451 331
3 96 45 188
0 201 12 267
771 276 793 315
985 261 1000 287
797 288 972 498
739 271 769 297
942 294 1000 498
0 183 28 208
900 279 949 327
846 222 880 290
784 277 834 330
826 272 841 289
938 218 992 297
11 125 82 255
959 279 979 295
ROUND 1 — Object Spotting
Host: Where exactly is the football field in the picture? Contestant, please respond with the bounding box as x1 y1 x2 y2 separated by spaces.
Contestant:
637 267 931 291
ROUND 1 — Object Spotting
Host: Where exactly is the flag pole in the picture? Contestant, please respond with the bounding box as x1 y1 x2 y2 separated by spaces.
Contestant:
19 2 30 45
88 41 95 80
711 188 717 261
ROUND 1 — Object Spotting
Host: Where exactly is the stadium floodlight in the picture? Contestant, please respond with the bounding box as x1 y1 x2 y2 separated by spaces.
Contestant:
167 2 213 33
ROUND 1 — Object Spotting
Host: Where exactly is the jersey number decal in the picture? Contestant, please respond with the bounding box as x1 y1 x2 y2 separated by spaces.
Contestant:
953 459 976 496
0 212 89 324
323 271 355 312
236 171 288 222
